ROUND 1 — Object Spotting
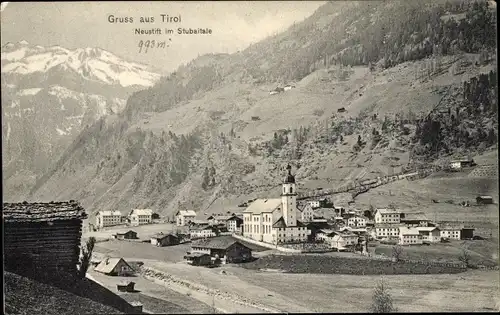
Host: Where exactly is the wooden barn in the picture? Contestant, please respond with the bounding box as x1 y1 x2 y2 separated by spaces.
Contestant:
3 201 87 278
113 230 138 240
150 232 179 247
476 196 494 205
94 258 135 276
190 236 252 263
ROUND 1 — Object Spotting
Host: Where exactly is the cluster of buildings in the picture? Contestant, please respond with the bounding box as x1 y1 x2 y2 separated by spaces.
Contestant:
95 208 154 229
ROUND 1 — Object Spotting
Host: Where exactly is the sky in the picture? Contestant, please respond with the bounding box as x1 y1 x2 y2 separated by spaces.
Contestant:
1 1 325 73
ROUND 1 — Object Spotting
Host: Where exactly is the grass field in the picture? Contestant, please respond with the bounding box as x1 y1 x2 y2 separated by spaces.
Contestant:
374 240 499 267
83 223 184 241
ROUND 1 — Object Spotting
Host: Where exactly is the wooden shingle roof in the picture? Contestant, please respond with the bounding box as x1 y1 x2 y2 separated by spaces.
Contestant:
3 201 87 223
191 235 250 250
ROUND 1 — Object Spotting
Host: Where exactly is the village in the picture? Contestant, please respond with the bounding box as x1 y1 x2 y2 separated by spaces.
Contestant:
4 156 499 313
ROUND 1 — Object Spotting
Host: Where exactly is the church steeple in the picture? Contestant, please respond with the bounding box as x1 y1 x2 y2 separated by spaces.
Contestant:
281 164 297 226
283 164 296 184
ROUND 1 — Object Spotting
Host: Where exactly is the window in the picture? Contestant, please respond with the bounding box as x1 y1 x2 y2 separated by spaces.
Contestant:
290 187 293 194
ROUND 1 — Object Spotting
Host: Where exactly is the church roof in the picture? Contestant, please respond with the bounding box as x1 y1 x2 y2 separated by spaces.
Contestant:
243 198 281 214
272 217 307 228
272 217 287 228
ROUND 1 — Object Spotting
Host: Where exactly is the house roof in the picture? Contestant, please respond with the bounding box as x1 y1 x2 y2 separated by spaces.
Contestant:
243 198 282 214
5 271 123 315
416 226 440 232
399 227 420 235
94 258 133 274
439 224 464 231
115 230 136 235
208 215 232 221
477 196 493 199
227 214 244 222
190 225 216 232
130 209 153 216
191 235 250 250
3 201 87 223
376 208 401 215
97 210 121 216
151 232 178 240
272 216 287 228
178 210 197 217
401 212 429 221
348 215 368 220
374 223 405 228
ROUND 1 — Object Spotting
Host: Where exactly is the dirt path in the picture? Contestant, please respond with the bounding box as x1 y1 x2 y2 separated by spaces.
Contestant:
140 263 287 313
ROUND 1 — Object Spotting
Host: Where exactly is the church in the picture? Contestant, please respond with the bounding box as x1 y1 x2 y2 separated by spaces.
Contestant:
243 164 310 244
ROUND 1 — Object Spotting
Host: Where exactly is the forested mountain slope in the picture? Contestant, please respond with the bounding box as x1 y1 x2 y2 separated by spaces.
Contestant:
24 1 497 218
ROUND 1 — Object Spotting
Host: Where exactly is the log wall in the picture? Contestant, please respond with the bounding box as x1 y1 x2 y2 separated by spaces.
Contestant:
4 219 83 276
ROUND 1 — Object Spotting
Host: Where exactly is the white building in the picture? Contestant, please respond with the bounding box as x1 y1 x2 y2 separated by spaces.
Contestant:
226 214 243 233
347 215 367 228
416 226 441 243
399 227 423 245
450 158 475 170
95 211 122 229
440 225 462 240
307 200 320 209
330 232 358 251
298 203 314 222
284 84 295 91
176 210 197 226
129 209 153 226
243 164 310 244
374 224 403 239
190 226 217 239
374 208 402 224
315 229 336 242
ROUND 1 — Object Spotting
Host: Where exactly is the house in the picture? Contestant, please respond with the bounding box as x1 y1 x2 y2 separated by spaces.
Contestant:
269 90 279 95
190 225 218 239
439 225 462 240
298 203 314 222
450 158 475 169
347 215 367 228
176 210 197 226
400 212 430 227
129 209 153 226
95 210 122 229
94 258 135 276
3 201 88 277
399 227 423 245
315 229 336 242
337 107 346 113
243 164 310 244
374 208 402 224
476 196 494 205
226 214 243 233
190 236 252 263
374 224 403 239
184 252 212 266
416 226 441 243
307 200 321 209
207 214 232 225
284 84 295 91
329 232 358 251
306 221 332 242
150 232 179 247
112 230 137 240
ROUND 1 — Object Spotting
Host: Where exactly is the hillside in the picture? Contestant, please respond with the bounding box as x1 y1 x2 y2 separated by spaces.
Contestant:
1 41 161 199
25 1 497 218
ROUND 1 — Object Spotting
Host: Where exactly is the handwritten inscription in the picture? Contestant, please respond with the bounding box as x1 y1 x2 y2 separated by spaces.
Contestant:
138 39 171 53
106 14 213 53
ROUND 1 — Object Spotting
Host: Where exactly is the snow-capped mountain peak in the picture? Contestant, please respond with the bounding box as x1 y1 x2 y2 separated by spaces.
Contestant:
1 42 161 88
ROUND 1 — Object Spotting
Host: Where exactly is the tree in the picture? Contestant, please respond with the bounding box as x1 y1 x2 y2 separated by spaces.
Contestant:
370 280 396 313
78 237 96 278
458 244 472 268
392 245 403 262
